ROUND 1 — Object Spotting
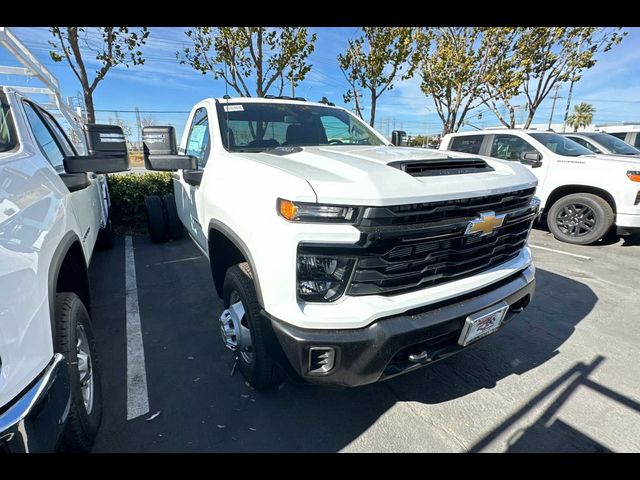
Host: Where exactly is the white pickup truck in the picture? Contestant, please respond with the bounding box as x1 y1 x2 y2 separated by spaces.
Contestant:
440 129 640 244
0 87 129 452
143 97 539 390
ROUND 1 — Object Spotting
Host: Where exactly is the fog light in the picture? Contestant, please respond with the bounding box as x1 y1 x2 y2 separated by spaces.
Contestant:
308 347 336 375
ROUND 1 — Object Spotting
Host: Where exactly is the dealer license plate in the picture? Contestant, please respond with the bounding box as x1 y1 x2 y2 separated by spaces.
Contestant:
457 302 509 347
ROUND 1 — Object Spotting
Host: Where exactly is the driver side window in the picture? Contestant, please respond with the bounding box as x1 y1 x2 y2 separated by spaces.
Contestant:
23 101 66 171
491 134 539 161
569 136 601 153
186 107 210 167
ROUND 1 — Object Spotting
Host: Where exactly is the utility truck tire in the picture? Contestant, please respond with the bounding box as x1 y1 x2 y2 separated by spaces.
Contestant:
55 292 103 452
222 263 283 390
145 195 168 243
162 194 184 240
547 193 614 245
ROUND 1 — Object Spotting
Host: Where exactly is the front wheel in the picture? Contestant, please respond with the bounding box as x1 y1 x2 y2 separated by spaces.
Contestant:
220 263 283 390
55 293 103 452
547 193 614 245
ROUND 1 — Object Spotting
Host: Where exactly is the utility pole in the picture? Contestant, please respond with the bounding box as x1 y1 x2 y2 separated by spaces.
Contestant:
562 80 576 133
547 84 561 130
135 107 142 150
562 44 582 133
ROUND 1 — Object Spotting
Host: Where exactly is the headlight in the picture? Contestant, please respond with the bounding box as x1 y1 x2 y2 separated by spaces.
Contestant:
277 198 359 223
627 171 640 182
297 254 355 302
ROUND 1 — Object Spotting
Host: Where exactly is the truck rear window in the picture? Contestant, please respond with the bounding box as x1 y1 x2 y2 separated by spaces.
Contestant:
449 135 483 154
0 92 17 153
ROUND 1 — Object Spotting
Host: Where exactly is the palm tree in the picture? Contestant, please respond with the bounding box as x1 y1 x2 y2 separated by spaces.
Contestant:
566 103 596 132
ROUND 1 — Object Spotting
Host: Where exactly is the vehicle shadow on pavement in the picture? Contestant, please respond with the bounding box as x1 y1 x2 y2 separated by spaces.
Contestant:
88 237 598 452
384 268 598 404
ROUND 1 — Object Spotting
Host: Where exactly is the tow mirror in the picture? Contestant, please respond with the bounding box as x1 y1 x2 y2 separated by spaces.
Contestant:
520 152 543 168
391 130 407 147
143 126 198 171
63 124 130 174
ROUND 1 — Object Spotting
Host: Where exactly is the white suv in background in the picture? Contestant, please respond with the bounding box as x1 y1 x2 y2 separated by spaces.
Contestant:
594 124 640 148
440 129 640 245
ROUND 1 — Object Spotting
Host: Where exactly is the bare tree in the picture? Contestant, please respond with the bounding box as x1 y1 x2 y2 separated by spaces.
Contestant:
49 27 150 123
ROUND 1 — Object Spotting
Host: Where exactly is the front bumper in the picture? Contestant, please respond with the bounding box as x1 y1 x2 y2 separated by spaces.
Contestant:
616 212 640 230
0 354 70 453
269 265 535 387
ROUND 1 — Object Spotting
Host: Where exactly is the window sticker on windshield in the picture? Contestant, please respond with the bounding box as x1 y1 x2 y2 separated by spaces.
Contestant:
223 105 244 112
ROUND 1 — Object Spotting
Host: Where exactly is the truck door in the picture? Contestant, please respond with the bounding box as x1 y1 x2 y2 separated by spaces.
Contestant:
22 101 100 258
176 107 210 252
487 133 550 195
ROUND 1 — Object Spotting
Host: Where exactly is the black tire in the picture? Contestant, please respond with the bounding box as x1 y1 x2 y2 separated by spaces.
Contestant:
55 293 103 452
547 193 614 245
223 263 283 390
145 195 168 243
95 219 115 250
162 193 184 240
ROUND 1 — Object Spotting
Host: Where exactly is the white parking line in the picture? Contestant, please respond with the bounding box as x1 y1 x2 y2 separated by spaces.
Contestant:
125 235 150 420
529 244 592 260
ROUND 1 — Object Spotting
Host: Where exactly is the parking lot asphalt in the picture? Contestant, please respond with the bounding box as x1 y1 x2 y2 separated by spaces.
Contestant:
88 228 640 452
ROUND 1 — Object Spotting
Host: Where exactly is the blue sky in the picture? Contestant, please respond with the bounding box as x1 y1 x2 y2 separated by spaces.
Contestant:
2 26 640 141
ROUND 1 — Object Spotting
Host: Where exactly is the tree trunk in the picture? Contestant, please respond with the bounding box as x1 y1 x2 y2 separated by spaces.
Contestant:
369 91 377 128
83 88 95 124
523 106 537 129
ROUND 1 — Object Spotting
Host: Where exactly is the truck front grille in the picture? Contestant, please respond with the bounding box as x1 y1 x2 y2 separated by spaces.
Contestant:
347 188 537 296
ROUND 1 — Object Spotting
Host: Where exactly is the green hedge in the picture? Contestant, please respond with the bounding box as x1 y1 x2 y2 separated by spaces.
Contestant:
107 172 173 234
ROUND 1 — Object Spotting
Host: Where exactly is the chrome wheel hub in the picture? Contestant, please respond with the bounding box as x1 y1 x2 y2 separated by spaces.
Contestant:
76 324 94 414
218 291 254 364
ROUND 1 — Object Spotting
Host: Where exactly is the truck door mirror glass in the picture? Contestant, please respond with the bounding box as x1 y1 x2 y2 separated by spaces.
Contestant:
143 125 198 171
520 152 543 168
63 124 130 174
391 130 407 147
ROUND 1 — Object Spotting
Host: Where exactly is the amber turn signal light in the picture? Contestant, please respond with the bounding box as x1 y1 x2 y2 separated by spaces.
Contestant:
627 171 640 182
278 198 298 221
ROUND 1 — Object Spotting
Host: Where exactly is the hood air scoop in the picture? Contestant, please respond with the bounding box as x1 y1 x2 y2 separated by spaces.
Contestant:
388 157 494 177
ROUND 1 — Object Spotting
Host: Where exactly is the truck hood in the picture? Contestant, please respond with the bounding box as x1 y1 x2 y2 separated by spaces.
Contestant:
238 146 538 205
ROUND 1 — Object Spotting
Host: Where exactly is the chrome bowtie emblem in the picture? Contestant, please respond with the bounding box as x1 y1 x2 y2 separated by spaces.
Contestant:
465 211 506 236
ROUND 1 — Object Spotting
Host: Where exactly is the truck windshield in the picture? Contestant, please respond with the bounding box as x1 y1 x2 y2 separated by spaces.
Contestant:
529 132 593 157
0 92 17 153
584 133 640 155
216 102 385 152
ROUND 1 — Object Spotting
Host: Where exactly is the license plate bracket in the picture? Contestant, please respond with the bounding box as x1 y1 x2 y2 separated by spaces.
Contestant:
457 302 509 347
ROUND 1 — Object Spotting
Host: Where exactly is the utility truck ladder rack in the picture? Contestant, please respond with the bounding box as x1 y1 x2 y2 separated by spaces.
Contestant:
0 26 85 152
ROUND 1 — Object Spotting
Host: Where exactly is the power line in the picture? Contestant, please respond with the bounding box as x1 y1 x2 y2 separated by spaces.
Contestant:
95 109 190 113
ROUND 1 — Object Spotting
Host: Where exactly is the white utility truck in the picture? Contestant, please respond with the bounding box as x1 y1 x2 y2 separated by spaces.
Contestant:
143 96 540 390
441 129 640 244
0 27 129 452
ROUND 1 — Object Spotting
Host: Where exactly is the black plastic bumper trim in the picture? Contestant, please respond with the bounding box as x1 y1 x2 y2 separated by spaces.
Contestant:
268 266 535 388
